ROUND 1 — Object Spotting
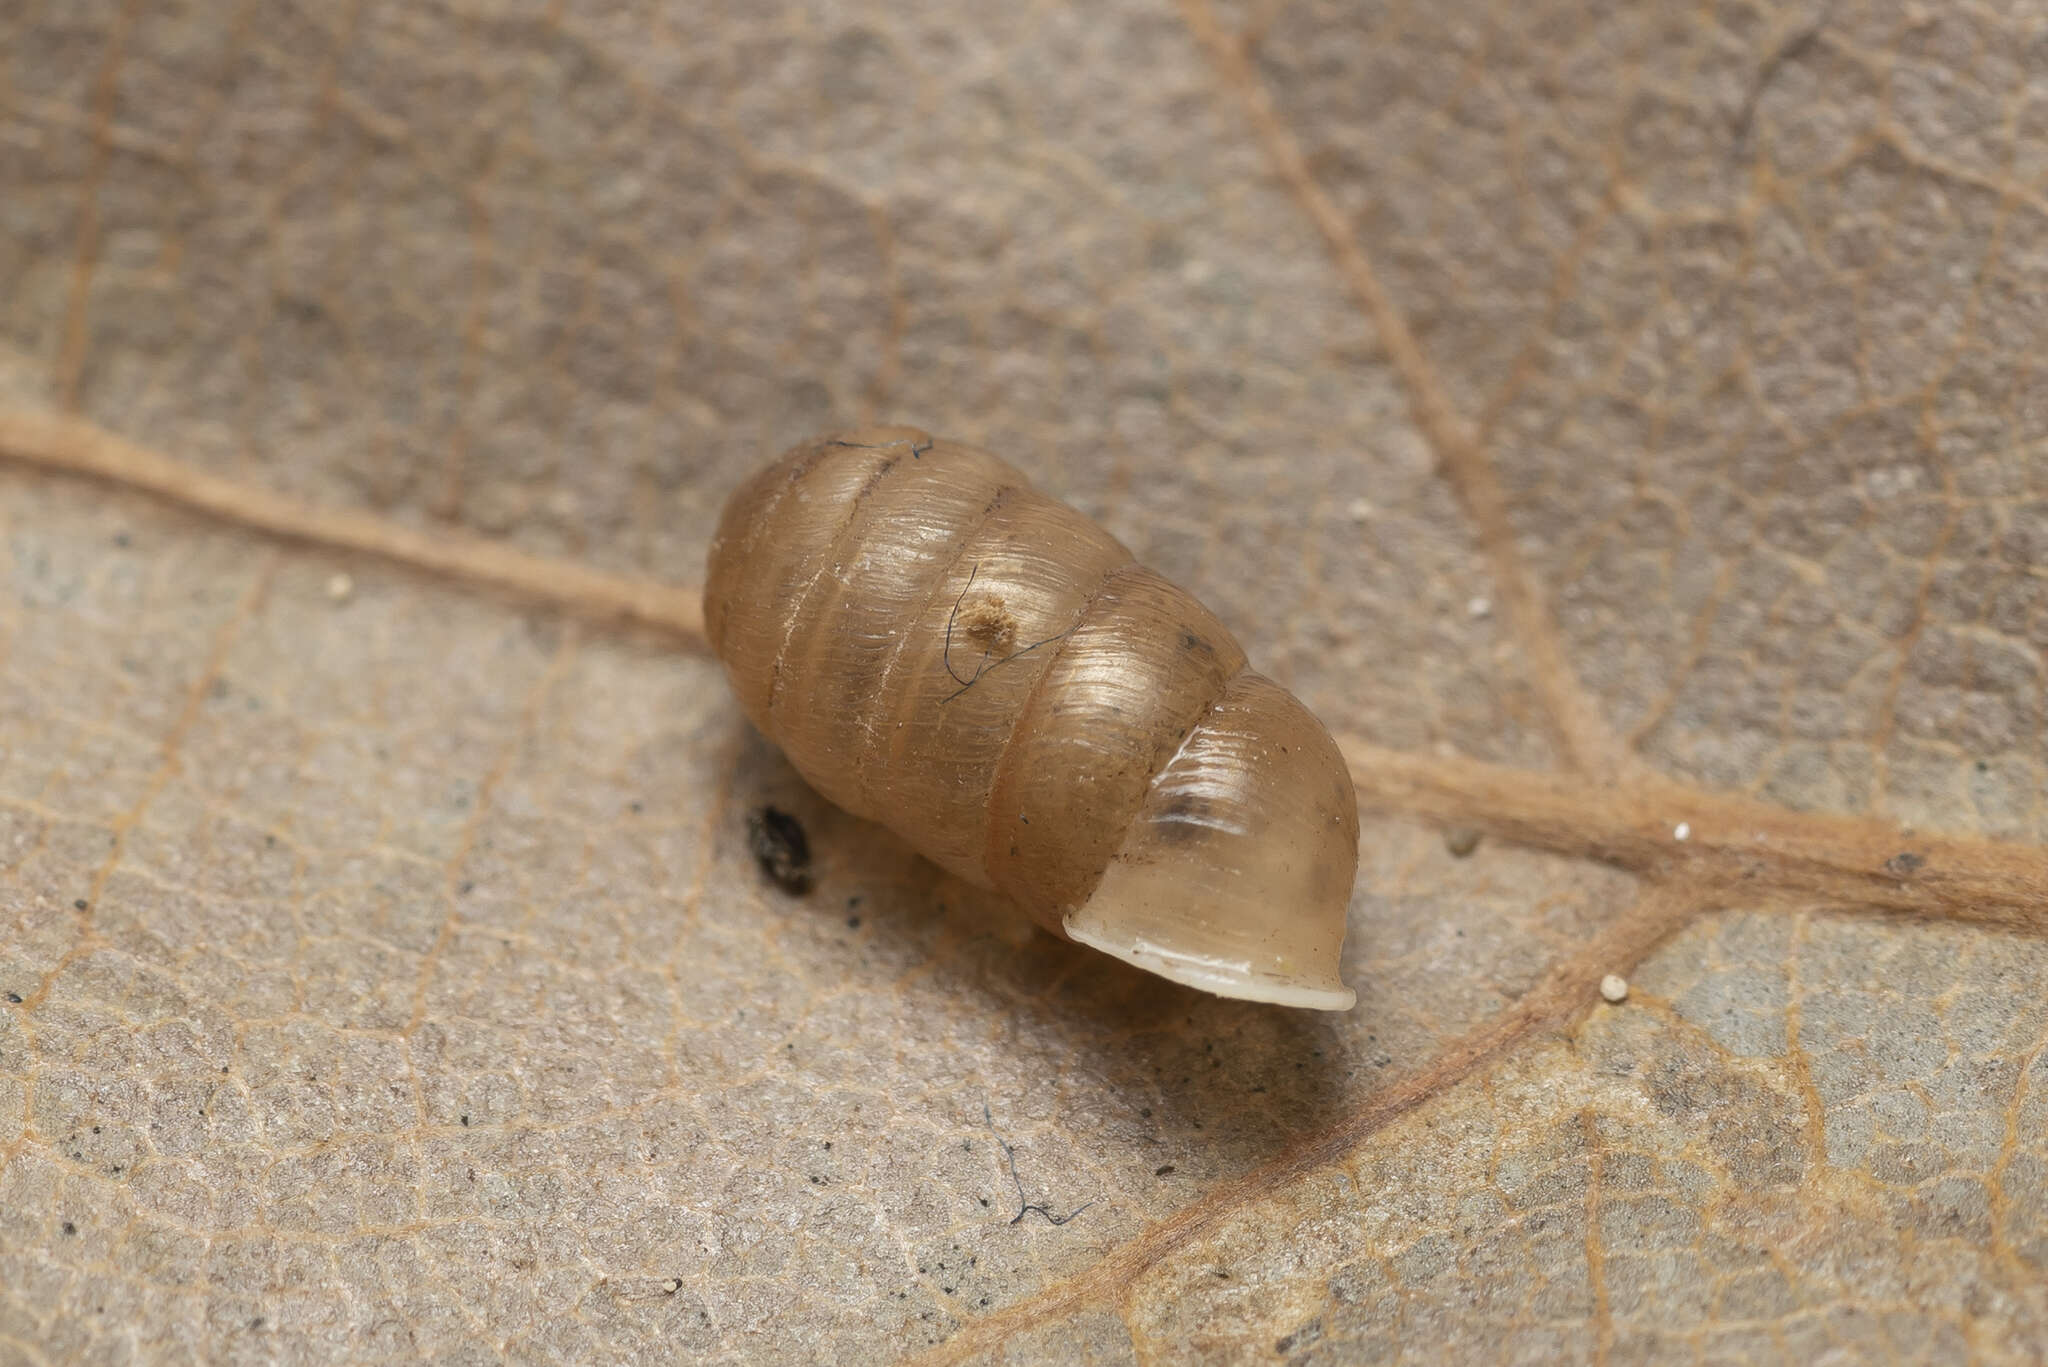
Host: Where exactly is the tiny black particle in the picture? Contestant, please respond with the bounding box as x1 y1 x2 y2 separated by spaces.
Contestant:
249 1317 264 1330
747 805 813 894
62 1221 76 1235
461 1115 470 1126
846 915 861 929
630 801 643 813
1886 851 1926 876
5 993 20 1004
1155 1164 1175 1176
459 881 475 895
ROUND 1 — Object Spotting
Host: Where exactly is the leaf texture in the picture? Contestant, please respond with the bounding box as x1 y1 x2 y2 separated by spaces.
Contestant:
2 1 2047 1363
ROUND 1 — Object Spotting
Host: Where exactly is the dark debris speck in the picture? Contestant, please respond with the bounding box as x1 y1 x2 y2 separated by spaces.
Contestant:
747 806 813 895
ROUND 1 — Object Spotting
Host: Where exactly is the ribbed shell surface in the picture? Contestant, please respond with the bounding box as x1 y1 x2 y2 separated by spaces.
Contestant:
704 427 1360 1006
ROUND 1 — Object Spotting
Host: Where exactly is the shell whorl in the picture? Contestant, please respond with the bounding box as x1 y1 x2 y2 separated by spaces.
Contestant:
704 427 1359 1009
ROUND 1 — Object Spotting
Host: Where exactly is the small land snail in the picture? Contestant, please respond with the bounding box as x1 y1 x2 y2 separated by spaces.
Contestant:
705 428 1358 1009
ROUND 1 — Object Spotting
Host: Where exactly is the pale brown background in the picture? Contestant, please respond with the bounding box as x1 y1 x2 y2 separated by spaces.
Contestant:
3 0 2048 1363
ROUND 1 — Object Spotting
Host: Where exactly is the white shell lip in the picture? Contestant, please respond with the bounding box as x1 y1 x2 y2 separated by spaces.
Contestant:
1064 917 1357 1011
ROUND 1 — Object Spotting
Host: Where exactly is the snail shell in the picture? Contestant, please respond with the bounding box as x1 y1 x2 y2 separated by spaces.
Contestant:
704 427 1359 1009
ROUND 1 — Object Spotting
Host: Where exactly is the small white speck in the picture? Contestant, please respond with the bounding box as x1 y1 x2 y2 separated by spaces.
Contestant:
326 573 354 602
662 1278 681 1295
1466 596 1492 619
1346 498 1374 523
1672 821 1691 842
1600 974 1629 1004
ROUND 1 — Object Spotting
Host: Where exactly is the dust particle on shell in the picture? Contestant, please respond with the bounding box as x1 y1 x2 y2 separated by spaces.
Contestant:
747 806 814 895
1443 827 1481 858
1599 974 1629 1003
956 594 1016 648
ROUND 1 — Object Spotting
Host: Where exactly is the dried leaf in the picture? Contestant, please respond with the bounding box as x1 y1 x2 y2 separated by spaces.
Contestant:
3 2 2047 1362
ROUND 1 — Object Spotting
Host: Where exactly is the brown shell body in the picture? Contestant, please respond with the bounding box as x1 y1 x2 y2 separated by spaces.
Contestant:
704 428 1359 1009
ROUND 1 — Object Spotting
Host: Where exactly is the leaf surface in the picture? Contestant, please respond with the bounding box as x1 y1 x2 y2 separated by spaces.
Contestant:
3 1 2047 1362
